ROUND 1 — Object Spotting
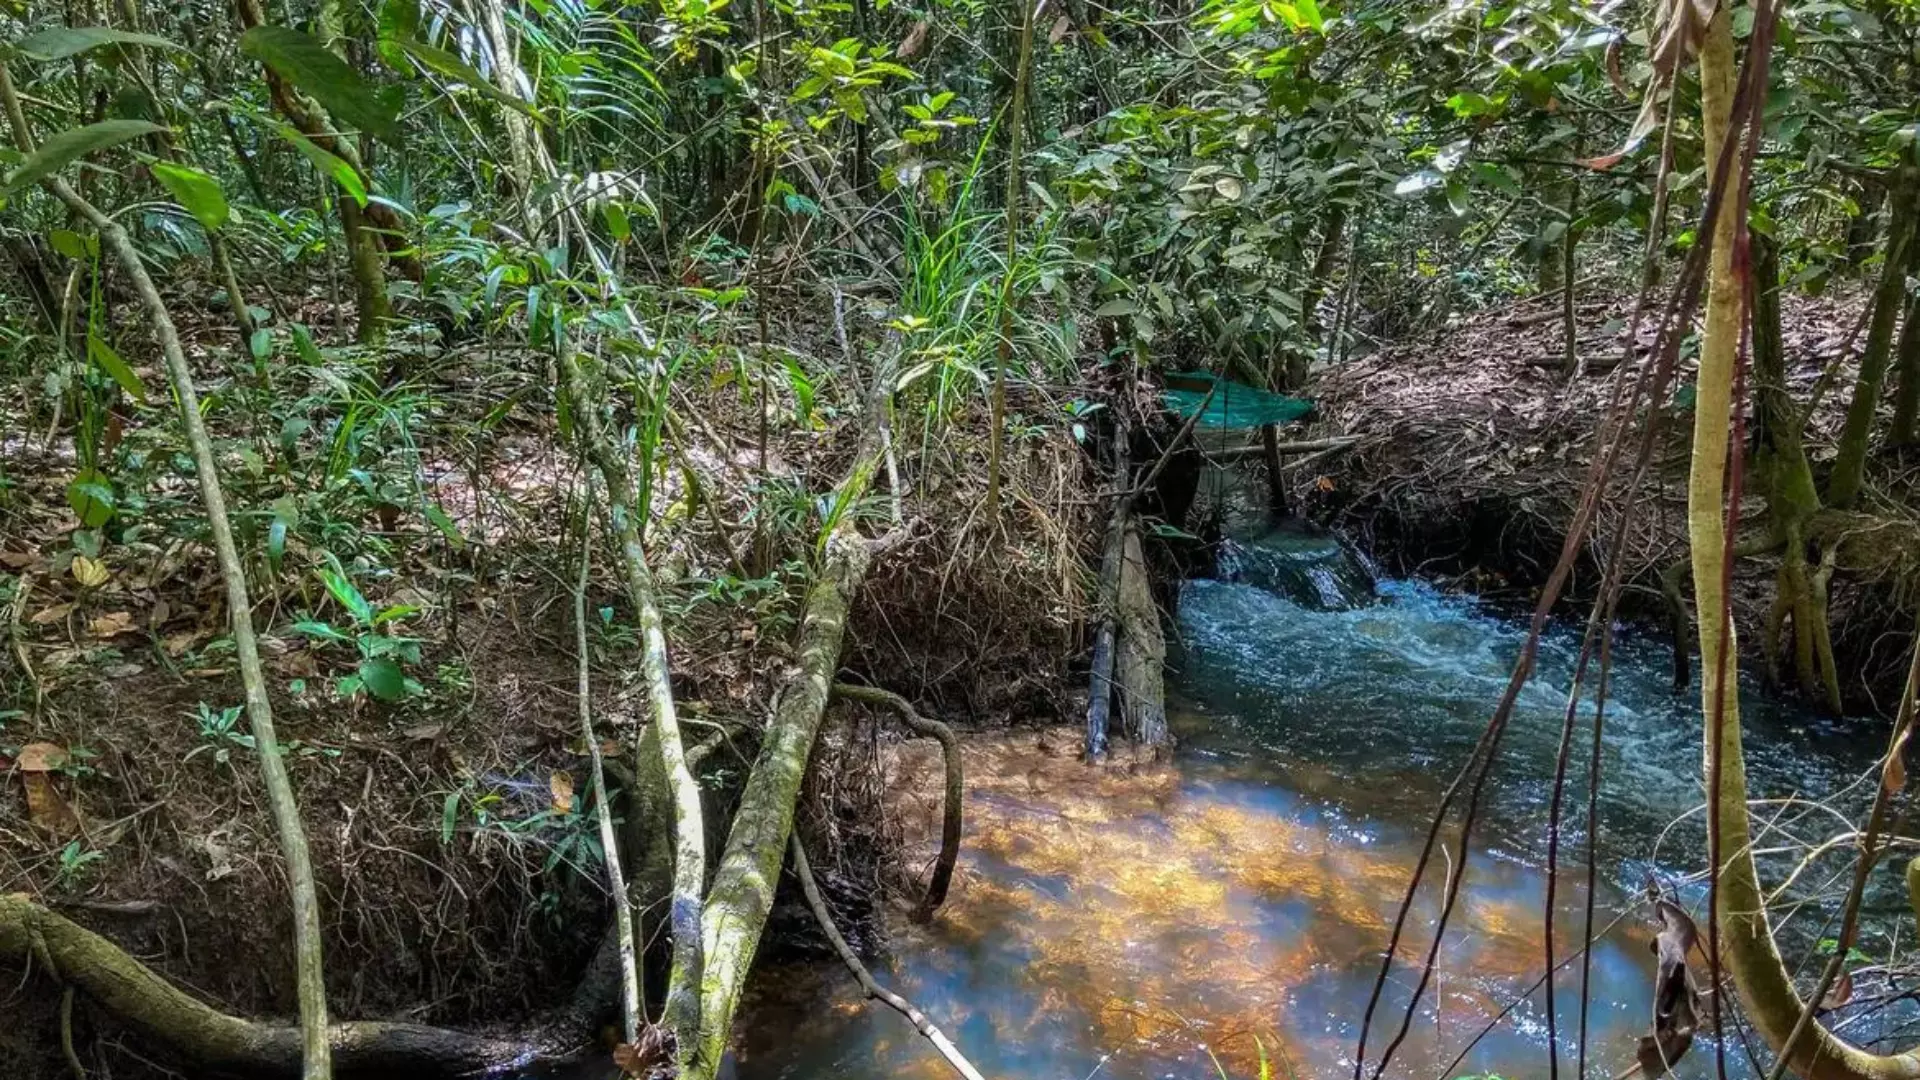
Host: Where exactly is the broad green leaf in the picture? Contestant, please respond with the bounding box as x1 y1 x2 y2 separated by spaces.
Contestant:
67 468 116 528
376 0 421 66
358 657 408 701
603 200 630 242
1295 0 1324 32
240 26 401 142
48 229 92 260
13 26 180 61
249 326 273 360
87 330 147 403
148 161 229 231
424 503 464 547
318 561 374 625
290 619 352 643
4 120 167 193
1094 297 1139 317
396 40 543 120
272 125 368 206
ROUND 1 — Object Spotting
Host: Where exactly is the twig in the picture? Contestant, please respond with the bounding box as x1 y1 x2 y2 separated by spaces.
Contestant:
789 834 987 1080
60 984 85 1080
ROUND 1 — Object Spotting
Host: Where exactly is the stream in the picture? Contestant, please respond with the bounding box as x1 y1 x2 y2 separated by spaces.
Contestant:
730 524 1902 1080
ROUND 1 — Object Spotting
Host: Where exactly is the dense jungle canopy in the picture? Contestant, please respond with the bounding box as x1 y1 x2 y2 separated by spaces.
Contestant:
3 0 1920 1078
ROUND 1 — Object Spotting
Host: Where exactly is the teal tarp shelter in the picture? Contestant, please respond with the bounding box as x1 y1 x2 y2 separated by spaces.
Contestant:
1160 372 1311 430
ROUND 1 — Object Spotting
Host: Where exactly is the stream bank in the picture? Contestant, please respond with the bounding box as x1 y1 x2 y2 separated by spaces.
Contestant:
1298 290 1920 717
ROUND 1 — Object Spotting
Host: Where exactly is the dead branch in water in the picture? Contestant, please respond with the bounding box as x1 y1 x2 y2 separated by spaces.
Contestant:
789 834 988 1080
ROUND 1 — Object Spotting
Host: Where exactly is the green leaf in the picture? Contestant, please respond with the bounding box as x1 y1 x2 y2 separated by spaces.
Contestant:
376 0 421 66
424 503 464 547
13 26 180 61
4 119 167 193
289 619 352 643
358 656 408 701
148 161 229 231
240 26 401 142
396 40 543 120
48 229 92 260
1094 297 1139 317
67 468 116 528
87 330 147 403
248 326 273 361
318 560 374 625
272 124 367 206
603 200 630 242
1294 0 1325 33
440 790 460 845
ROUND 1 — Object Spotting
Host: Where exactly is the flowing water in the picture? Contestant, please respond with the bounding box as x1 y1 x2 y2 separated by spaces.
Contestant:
732 526 1899 1080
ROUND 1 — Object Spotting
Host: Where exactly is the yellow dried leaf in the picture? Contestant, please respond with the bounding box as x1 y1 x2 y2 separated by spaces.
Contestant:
550 770 576 814
71 555 109 588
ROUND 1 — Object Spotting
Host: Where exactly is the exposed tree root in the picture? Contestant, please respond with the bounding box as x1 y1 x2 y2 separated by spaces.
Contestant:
830 682 963 921
0 895 583 1079
788 836 987 1080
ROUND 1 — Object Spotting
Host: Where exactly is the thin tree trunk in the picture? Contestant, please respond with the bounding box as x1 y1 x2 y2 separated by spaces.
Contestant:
1692 12 1920 1078
0 63 333 1080
1887 289 1920 448
1828 169 1915 507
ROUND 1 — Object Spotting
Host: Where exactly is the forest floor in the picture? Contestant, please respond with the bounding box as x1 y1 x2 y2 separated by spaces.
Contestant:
1305 286 1920 712
0 289 1095 1076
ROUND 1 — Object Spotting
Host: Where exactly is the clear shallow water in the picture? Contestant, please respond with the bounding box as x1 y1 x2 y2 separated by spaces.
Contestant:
732 546 1896 1080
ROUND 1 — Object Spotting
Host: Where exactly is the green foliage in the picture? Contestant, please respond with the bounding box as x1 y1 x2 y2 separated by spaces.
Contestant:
53 840 105 890
239 26 403 142
147 162 230 232
290 555 425 703
185 702 255 766
4 119 167 192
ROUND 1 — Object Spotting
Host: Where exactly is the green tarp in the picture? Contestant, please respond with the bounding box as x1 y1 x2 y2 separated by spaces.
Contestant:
1160 372 1312 429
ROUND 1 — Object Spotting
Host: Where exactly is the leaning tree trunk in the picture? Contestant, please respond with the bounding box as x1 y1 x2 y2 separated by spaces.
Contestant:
1887 288 1920 449
1692 12 1920 1078
684 330 896 1080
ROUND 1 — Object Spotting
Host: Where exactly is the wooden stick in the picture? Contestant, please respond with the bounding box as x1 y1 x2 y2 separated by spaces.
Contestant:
789 835 988 1080
831 683 962 919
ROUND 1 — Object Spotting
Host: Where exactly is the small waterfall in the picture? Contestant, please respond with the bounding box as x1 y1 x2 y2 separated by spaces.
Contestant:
1215 524 1376 610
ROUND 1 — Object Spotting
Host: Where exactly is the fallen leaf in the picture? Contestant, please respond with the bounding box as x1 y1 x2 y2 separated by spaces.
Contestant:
162 629 206 657
549 770 576 814
1822 968 1854 1010
1885 722 1911 795
22 773 82 835
149 598 172 627
18 743 68 772
405 722 446 741
30 602 75 625
88 611 136 638
71 555 109 588
0 551 34 569
1316 476 1336 492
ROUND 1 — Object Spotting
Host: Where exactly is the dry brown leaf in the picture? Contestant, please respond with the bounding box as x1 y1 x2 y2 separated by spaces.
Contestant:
897 19 929 58
30 602 75 625
1885 722 1911 795
0 551 35 569
1048 14 1072 44
88 611 136 638
1822 968 1855 1010
149 598 172 627
22 773 82 835
550 770 576 814
162 629 206 657
17 742 68 772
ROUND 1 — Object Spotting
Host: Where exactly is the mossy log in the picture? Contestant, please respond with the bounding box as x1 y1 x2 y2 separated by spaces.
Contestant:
0 895 577 1078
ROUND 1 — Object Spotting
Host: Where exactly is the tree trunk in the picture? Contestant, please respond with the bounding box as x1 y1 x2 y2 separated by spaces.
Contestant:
1828 168 1916 508
1693 13 1920 1078
1887 288 1920 448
